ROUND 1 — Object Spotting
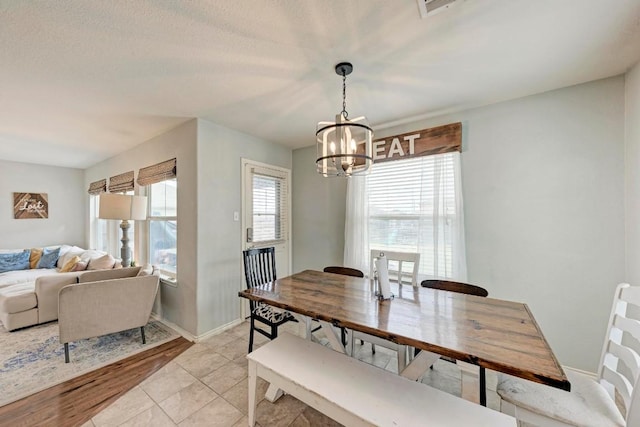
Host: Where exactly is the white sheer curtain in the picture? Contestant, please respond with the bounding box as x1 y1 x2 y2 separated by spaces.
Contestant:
344 152 467 281
343 174 369 274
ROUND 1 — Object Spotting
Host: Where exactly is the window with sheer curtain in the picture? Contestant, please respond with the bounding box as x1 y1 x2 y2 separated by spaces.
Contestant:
344 152 467 280
148 179 177 280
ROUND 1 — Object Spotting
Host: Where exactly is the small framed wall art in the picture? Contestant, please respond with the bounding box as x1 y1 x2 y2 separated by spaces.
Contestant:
14 192 48 219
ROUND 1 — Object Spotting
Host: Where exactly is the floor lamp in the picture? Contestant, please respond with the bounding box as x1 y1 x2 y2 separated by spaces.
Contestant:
99 193 147 268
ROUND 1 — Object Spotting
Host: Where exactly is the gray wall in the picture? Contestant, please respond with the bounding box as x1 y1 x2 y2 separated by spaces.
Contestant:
196 119 292 335
85 119 199 335
291 76 626 371
0 159 85 249
626 61 640 284
291 147 346 273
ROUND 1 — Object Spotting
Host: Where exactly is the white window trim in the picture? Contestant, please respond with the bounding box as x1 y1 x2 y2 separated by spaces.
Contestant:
146 180 177 285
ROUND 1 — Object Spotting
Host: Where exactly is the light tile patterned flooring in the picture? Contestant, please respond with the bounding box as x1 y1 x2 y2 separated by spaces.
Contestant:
82 321 502 426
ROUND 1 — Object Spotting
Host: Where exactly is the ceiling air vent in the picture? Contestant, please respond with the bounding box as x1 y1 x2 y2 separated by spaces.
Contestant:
417 0 464 18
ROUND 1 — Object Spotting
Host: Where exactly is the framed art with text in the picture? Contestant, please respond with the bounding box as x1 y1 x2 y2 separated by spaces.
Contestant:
13 192 48 219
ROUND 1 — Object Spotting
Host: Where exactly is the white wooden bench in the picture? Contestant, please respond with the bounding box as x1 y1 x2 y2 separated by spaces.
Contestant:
246 333 515 427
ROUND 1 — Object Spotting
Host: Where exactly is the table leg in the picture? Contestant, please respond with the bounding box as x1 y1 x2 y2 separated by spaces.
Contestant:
291 313 312 340
399 350 440 381
479 367 487 406
318 321 347 354
458 361 481 405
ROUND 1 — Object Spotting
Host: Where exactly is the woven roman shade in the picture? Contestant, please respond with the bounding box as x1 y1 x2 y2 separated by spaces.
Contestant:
137 158 177 186
87 179 107 195
108 171 134 193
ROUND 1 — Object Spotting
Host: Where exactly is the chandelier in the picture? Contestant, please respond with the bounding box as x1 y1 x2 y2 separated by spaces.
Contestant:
316 62 373 177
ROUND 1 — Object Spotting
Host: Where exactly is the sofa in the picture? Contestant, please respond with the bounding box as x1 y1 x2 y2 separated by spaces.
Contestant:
0 245 134 331
59 271 159 362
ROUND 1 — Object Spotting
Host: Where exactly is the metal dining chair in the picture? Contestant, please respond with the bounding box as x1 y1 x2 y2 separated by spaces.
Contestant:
242 247 296 353
421 279 490 406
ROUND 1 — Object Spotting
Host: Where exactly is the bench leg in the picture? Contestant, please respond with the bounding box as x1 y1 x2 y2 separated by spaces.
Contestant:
140 326 146 344
248 360 258 426
264 383 284 403
64 343 70 363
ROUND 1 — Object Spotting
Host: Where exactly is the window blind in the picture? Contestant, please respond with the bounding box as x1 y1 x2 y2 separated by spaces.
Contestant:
108 171 134 193
137 158 177 186
367 153 458 277
87 179 107 195
251 166 288 243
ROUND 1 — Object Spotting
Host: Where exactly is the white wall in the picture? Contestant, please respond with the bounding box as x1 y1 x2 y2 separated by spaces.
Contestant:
292 76 626 371
84 119 199 335
626 61 640 284
196 119 292 335
292 147 346 273
0 159 85 249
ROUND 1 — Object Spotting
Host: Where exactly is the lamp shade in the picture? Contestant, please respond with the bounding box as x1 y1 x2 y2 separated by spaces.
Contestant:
99 193 147 220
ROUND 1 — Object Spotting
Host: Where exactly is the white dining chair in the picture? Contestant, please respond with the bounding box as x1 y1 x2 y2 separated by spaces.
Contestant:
497 283 640 426
350 249 421 373
369 249 420 288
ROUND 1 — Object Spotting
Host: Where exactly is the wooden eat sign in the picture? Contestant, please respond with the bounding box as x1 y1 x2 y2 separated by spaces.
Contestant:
363 122 462 164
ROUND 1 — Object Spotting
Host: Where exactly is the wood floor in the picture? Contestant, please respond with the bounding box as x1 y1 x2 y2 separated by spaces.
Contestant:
0 337 192 427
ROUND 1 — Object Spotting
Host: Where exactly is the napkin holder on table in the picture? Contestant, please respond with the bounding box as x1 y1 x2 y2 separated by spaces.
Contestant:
375 252 394 301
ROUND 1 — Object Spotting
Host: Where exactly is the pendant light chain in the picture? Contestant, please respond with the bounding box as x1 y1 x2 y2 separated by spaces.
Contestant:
341 71 349 120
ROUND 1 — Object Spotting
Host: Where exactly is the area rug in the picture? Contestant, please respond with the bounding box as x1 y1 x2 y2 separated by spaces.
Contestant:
0 320 179 407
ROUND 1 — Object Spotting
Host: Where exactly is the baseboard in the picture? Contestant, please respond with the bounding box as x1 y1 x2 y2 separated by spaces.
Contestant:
149 313 243 343
194 319 243 342
562 365 597 379
149 313 197 342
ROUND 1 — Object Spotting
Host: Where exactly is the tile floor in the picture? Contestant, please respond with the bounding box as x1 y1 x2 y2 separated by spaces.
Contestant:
82 321 502 427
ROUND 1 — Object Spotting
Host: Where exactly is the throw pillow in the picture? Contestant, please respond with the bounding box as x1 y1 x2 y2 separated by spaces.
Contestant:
87 253 116 270
37 247 61 269
137 264 154 276
60 255 81 272
29 248 43 269
0 250 31 273
57 245 83 268
72 261 88 271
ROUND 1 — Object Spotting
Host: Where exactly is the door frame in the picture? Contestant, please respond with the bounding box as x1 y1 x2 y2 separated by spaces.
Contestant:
240 158 292 319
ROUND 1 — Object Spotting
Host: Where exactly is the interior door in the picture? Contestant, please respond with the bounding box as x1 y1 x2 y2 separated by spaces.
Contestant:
241 159 291 318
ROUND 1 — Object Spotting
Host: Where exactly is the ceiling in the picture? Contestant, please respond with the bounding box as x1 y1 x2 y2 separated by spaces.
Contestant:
2 0 640 169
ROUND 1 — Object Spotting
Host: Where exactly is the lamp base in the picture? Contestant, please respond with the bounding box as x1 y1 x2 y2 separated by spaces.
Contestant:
120 220 132 267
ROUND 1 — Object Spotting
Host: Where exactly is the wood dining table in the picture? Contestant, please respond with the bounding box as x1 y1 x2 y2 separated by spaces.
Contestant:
238 269 570 406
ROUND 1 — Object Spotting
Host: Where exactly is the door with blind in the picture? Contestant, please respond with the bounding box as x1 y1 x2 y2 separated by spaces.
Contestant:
241 159 291 317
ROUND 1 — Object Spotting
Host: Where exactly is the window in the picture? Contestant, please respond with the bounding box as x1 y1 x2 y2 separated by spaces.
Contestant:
345 152 467 280
148 179 177 280
251 172 287 243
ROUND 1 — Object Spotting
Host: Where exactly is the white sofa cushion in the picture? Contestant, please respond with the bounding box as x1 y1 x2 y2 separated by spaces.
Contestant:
0 268 57 289
0 282 37 314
